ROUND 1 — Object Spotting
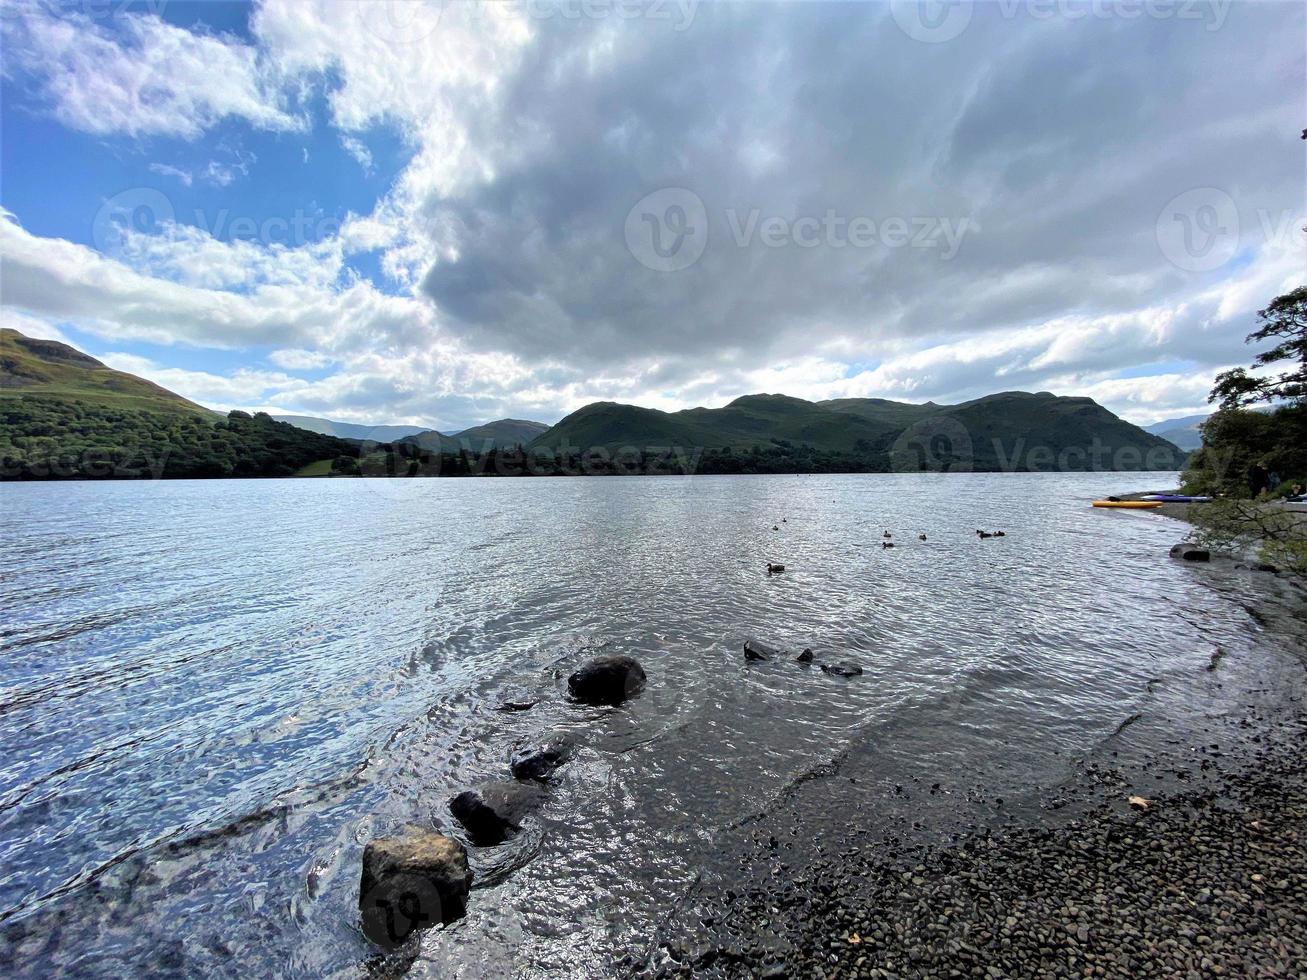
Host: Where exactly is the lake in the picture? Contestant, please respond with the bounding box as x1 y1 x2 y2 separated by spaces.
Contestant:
1 473 1303 977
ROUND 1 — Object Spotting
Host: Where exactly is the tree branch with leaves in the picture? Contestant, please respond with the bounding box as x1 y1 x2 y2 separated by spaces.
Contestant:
1210 285 1307 409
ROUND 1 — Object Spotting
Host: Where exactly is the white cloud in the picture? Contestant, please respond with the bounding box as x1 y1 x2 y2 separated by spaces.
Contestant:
1 1 301 138
340 135 373 173
268 348 333 371
148 163 194 186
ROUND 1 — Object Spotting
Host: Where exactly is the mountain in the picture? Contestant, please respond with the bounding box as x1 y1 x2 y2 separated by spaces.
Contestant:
1 329 356 479
531 390 1186 471
274 415 549 449
271 415 430 441
1 328 213 416
452 418 549 448
530 394 906 455
0 328 1183 478
1144 413 1209 451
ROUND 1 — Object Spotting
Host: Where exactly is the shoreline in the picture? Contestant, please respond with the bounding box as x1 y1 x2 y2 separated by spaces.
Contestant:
645 716 1307 979
641 552 1307 979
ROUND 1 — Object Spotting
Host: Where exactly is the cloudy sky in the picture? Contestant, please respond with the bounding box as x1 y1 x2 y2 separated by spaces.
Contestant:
1 0 1302 430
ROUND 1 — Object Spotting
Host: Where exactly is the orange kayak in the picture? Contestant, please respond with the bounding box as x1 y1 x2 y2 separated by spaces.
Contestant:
1092 500 1163 509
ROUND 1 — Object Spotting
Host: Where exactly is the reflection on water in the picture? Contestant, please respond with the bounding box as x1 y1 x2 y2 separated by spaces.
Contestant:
0 473 1302 976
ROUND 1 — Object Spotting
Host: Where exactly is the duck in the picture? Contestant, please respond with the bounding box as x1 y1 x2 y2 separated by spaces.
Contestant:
882 541 895 549
918 533 927 541
767 562 785 574
883 530 893 539
994 531 1006 537
772 525 780 531
977 530 994 539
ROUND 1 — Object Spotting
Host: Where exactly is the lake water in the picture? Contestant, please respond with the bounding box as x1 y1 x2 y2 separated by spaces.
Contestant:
1 473 1304 977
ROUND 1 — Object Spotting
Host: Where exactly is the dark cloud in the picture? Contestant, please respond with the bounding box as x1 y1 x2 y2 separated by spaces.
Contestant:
419 2 1303 395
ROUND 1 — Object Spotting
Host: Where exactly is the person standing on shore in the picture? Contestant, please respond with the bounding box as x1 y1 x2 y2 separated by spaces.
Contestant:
1248 462 1270 497
1268 469 1282 493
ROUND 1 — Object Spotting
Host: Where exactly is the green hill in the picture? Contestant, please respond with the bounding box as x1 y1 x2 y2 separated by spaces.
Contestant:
530 390 1185 472
452 418 549 449
0 329 358 479
1 328 213 416
397 418 550 454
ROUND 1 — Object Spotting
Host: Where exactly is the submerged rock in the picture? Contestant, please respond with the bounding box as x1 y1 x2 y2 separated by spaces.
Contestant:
510 732 579 782
821 663 863 678
567 655 646 705
1170 543 1211 562
796 648 814 663
744 638 782 662
495 697 539 713
359 825 473 948
449 781 545 846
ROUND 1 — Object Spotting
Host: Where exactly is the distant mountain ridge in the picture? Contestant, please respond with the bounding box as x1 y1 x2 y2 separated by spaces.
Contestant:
270 415 430 441
1 328 1185 477
273 415 549 449
531 390 1185 471
1144 413 1209 451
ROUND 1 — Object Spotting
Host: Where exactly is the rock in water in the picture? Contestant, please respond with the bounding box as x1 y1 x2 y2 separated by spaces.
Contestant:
744 638 782 661
567 655 646 705
821 663 863 677
796 648 814 663
495 698 538 713
449 781 545 846
359 825 473 948
1169 543 1211 562
510 733 578 782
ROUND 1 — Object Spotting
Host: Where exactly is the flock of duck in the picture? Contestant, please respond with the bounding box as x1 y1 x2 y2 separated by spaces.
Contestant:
766 522 1007 571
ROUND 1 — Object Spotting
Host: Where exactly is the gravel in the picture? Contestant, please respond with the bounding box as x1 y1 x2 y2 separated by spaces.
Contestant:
641 715 1307 979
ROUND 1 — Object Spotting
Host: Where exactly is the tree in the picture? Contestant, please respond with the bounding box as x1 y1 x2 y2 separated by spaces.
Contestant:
1209 285 1307 408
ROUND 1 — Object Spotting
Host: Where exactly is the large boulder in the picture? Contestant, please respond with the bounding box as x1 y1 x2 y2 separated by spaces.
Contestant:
449 781 545 845
510 732 579 782
1170 542 1210 562
359 825 472 948
744 638 782 662
567 655 646 705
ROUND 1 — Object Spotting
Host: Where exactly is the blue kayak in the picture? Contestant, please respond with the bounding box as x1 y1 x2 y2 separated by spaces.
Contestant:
1141 494 1211 503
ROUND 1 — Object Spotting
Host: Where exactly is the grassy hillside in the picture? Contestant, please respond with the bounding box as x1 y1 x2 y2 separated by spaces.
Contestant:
530 394 901 455
1 328 216 416
452 418 549 449
0 329 359 479
530 390 1185 471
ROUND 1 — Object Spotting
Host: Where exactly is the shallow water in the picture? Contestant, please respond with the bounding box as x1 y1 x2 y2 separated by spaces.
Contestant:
0 473 1302 977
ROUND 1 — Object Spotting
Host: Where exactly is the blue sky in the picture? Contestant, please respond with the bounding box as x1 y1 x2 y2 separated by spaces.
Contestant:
0 0 1303 430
